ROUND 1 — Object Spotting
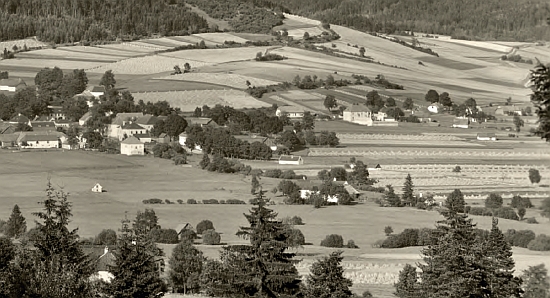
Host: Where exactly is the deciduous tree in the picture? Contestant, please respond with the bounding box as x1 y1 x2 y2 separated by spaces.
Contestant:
485 193 503 209
514 114 525 132
425 89 439 103
530 63 550 142
323 95 337 111
445 189 465 213
403 97 414 110
100 70 116 90
529 168 541 184
169 240 204 294
196 220 215 235
521 264 550 298
164 114 188 141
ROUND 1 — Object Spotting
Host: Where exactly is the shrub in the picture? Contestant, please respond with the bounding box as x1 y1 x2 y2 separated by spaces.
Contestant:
320 234 344 248
263 169 283 178
384 226 393 236
143 198 163 204
187 199 197 204
281 170 297 179
226 199 246 204
177 199 183 204
525 217 538 224
485 193 503 209
416 228 434 246
283 216 304 226
286 228 306 247
362 290 374 298
196 220 215 234
527 234 550 251
510 195 533 209
165 199 174 204
149 228 179 244
179 229 197 242
505 229 536 248
346 240 359 248
202 199 219 204
494 207 519 221
416 202 427 210
518 207 526 220
202 229 221 245
219 200 225 204
173 153 187 165
381 229 419 248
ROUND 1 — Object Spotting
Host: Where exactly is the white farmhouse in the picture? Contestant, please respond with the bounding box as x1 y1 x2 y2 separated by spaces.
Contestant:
278 155 304 165
120 136 144 156
342 104 373 126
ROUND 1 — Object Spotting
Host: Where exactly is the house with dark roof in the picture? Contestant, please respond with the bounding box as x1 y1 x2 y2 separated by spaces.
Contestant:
477 132 497 141
452 117 469 129
9 113 31 126
31 121 56 132
343 104 373 126
86 86 105 98
279 155 303 165
276 105 307 119
120 122 147 141
154 133 169 144
48 106 66 120
18 133 60 149
0 78 27 92
176 223 194 241
107 113 144 139
185 117 217 128
136 115 162 131
0 122 15 135
120 136 144 155
0 133 19 147
93 246 116 282
134 133 152 143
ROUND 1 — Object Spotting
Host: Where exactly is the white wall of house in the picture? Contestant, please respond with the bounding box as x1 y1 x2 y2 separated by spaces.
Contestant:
120 144 144 155
21 140 59 149
0 86 16 92
343 111 373 126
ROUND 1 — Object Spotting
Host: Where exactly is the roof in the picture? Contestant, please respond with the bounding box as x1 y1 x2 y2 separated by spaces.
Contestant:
0 133 19 142
453 118 469 125
294 180 320 190
97 250 116 272
80 111 92 121
74 90 95 100
111 113 144 126
87 86 105 93
31 121 55 128
20 134 59 142
0 124 15 134
0 78 26 87
54 119 74 124
121 136 143 144
344 184 360 195
158 133 167 138
279 155 302 161
429 102 443 108
234 135 268 143
278 105 305 113
121 122 145 130
186 117 214 126
134 133 152 139
477 132 497 138
176 223 193 233
135 115 159 126
9 114 30 123
346 104 372 113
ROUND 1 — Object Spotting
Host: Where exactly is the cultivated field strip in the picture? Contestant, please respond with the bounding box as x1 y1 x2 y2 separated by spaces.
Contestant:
0 38 48 51
337 133 463 141
131 89 270 111
160 47 270 64
156 73 278 89
87 55 211 74
192 32 249 44
296 260 400 285
308 148 550 159
97 44 158 54
55 46 141 58
283 13 322 26
17 48 124 61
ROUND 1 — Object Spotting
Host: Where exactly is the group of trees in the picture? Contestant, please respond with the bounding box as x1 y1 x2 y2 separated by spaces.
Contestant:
0 0 210 43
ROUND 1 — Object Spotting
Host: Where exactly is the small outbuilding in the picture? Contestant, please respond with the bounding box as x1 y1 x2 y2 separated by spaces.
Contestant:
452 117 469 129
92 183 103 193
278 155 304 165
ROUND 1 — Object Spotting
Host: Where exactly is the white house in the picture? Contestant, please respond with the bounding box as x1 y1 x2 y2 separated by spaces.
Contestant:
278 155 304 165
477 132 497 141
427 102 443 113
120 136 144 155
276 106 306 119
120 122 147 141
92 246 115 283
92 183 103 193
107 112 144 139
342 104 373 126
179 132 202 150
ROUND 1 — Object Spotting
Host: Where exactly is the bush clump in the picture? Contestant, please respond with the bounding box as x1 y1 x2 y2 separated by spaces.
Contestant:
381 229 420 248
494 207 519 221
226 199 246 204
149 228 179 244
527 234 550 251
202 229 221 245
202 199 219 204
320 234 344 248
196 220 215 235
285 228 306 247
504 229 536 248
510 195 533 209
179 229 197 242
187 199 197 204
525 217 538 224
283 216 304 226
346 240 359 248
177 199 183 204
143 198 163 204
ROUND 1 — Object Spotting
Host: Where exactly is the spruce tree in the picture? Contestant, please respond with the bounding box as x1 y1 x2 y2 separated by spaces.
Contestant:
303 251 353 298
384 185 401 207
522 264 550 298
224 191 302 298
106 216 166 298
401 174 415 206
251 175 261 195
5 204 26 238
20 181 94 297
482 218 523 297
394 263 418 298
169 240 204 294
200 153 210 169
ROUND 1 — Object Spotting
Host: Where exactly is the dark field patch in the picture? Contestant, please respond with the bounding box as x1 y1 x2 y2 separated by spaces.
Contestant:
466 77 524 88
420 56 485 70
430 83 488 94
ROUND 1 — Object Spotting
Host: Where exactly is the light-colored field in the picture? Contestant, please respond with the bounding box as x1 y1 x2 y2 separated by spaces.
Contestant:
131 89 270 111
155 73 279 89
193 32 250 44
87 55 210 74
97 43 159 54
17 48 124 62
283 13 322 26
139 37 192 48
0 57 107 70
280 90 324 100
0 38 48 51
287 27 325 39
160 46 271 64
55 46 143 58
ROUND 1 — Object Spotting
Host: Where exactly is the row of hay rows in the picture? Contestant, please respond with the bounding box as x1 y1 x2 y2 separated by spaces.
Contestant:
373 177 512 188
381 164 548 172
337 133 461 141
308 148 550 158
156 73 278 89
86 55 211 74
295 261 401 284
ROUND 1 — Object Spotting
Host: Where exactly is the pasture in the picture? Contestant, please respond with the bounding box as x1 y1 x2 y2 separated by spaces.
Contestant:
0 150 548 297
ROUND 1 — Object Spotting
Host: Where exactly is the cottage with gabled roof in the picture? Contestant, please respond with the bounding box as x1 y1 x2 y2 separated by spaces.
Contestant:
120 122 147 141
477 132 497 141
18 133 60 149
185 117 217 128
0 133 19 147
120 136 144 155
9 113 31 126
0 78 27 92
452 117 469 129
136 115 162 131
279 155 303 165
31 121 56 131
86 85 105 98
276 106 306 119
343 104 373 126
107 112 144 139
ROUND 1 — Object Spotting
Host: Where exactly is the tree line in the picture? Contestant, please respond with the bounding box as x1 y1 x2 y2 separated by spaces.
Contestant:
0 0 210 44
